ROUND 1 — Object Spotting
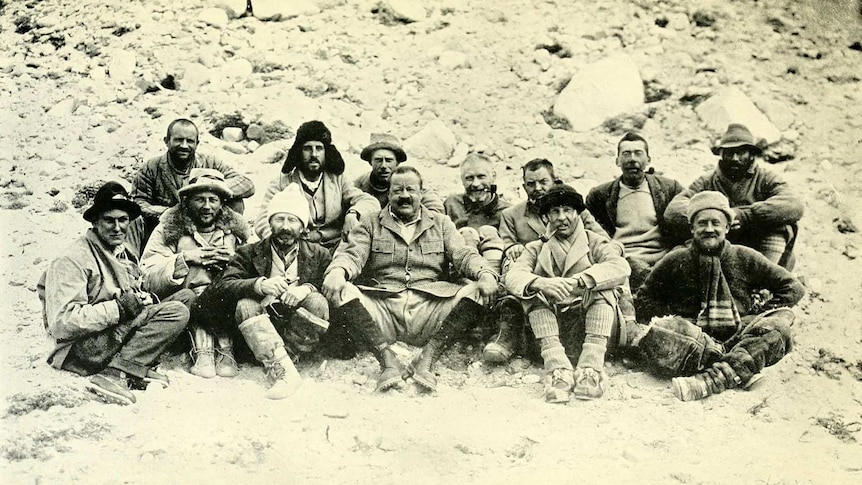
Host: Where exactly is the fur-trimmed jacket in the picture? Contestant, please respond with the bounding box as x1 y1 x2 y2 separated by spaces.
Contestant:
140 205 250 298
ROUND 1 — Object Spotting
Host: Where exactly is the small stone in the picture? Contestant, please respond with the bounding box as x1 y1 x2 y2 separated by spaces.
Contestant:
222 127 244 142
512 138 533 150
438 51 469 70
522 374 541 384
819 160 833 171
247 140 260 152
323 410 349 419
666 12 690 30
246 123 264 140
381 0 428 23
199 8 229 27
47 97 77 117
220 142 248 155
253 0 320 21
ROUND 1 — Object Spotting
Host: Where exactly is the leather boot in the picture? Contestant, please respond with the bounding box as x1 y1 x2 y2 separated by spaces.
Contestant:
336 299 404 391
189 326 216 379
373 346 405 392
215 335 239 378
410 338 444 392
238 315 302 399
482 298 520 364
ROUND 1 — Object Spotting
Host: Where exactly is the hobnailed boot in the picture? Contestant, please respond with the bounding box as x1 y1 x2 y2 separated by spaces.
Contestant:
373 346 405 392
482 299 520 364
214 335 239 378
189 326 216 379
672 361 741 402
409 338 445 392
239 315 302 400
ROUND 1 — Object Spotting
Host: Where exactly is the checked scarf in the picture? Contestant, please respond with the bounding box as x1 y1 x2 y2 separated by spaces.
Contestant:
696 242 742 341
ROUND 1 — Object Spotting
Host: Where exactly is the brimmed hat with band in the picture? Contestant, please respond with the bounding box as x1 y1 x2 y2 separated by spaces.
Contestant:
360 133 407 164
711 123 763 155
83 182 142 222
178 168 233 200
536 184 586 217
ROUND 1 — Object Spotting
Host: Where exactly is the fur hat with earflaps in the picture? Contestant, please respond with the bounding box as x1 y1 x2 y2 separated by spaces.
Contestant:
281 120 345 175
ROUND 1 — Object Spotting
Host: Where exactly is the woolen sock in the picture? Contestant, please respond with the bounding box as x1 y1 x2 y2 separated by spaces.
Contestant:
540 336 573 371
529 307 559 339
584 302 614 338
577 336 607 370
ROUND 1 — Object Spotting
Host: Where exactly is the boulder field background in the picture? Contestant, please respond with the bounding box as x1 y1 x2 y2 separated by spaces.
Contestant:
1 0 861 483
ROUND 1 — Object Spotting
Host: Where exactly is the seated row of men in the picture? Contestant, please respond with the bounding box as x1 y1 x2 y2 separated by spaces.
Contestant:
38 119 805 405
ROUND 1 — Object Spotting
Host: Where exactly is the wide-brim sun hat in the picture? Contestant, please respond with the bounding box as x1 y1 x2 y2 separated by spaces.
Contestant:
178 168 233 199
360 133 407 164
83 181 142 222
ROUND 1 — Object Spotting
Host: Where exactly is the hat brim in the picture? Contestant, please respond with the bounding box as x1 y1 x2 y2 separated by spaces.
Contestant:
178 183 233 200
537 191 585 216
83 200 142 222
360 143 407 163
711 141 762 155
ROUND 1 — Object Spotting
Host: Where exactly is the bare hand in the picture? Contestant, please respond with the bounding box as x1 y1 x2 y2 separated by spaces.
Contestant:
260 277 292 297
184 247 233 267
504 244 525 263
281 285 312 307
342 213 360 238
476 273 498 307
322 269 347 303
530 277 577 303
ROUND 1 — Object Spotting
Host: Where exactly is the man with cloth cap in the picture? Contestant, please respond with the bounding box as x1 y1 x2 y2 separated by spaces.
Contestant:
140 168 251 379
633 191 805 401
38 182 195 405
504 184 632 403
254 120 380 249
664 123 803 269
354 133 444 213
195 183 332 399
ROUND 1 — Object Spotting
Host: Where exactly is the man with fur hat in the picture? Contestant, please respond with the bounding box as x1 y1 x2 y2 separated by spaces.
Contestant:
633 191 804 401
354 133 444 213
38 182 194 406
664 123 803 269
322 165 499 393
254 120 380 248
140 168 251 379
585 133 685 289
131 118 256 248
504 184 631 403
195 184 332 399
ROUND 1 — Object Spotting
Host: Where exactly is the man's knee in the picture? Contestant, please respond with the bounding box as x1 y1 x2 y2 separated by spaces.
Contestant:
235 298 265 323
301 291 330 320
167 288 197 308
331 282 363 308
148 301 190 334
639 316 724 376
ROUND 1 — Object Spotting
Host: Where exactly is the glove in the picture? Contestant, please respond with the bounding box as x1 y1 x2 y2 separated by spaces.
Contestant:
116 291 145 322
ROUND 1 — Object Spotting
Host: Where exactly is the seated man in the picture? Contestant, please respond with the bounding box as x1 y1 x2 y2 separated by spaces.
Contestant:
254 120 380 248
505 184 631 403
140 168 250 379
634 191 805 401
131 118 255 251
355 133 444 212
38 182 193 406
322 165 498 393
664 124 803 269
194 184 332 400
585 133 685 288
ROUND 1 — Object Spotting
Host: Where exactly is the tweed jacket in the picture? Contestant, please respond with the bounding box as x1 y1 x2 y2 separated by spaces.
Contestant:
140 205 250 298
196 237 332 322
353 171 445 213
37 229 144 369
327 208 490 298
585 173 686 246
131 152 255 222
254 169 381 245
443 192 511 230
499 200 610 250
635 240 805 326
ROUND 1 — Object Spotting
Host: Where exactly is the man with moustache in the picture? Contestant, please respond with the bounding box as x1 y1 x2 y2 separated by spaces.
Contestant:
131 119 256 248
38 182 194 405
664 124 803 269
323 165 499 393
633 191 804 401
254 120 380 249
586 133 685 288
354 133 444 212
195 184 332 399
140 168 250 379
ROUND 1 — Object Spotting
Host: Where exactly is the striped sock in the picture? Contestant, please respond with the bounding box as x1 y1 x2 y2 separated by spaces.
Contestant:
540 336 573 371
529 307 559 339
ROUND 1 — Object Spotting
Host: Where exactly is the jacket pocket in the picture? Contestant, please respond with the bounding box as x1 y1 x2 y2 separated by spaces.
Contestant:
420 240 444 254
371 240 396 265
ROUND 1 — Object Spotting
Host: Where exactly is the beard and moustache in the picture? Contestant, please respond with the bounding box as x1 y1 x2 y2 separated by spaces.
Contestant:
465 184 496 204
272 225 301 252
718 157 754 182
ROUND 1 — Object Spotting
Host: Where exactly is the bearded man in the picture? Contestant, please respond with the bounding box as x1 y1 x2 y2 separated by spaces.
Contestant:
195 184 332 399
140 168 250 379
254 120 380 248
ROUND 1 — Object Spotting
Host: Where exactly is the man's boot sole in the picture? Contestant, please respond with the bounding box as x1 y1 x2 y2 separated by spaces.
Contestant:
375 374 403 392
86 380 135 406
482 343 513 364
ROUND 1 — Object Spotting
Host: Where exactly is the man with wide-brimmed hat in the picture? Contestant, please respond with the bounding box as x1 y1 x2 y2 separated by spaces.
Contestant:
195 183 332 399
504 184 632 403
38 182 195 405
254 120 380 248
140 168 251 379
664 123 803 269
354 133 444 213
634 191 805 401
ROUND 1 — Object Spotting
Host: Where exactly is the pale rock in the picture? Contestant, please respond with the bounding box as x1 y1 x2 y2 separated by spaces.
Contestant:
404 120 457 162
667 12 690 30
438 51 469 70
47 97 77 117
252 143 288 165
522 374 541 384
246 123 264 140
217 58 253 84
220 142 248 155
513 138 533 150
182 63 212 89
446 142 470 167
216 0 248 18
222 127 244 142
247 140 260 152
36 15 62 29
199 8 230 27
819 160 833 171
695 87 782 144
0 57 14 74
107 49 137 82
552 53 644 132
382 0 428 22
253 0 320 21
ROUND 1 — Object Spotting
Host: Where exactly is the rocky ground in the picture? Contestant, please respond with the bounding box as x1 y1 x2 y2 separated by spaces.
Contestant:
1 0 862 483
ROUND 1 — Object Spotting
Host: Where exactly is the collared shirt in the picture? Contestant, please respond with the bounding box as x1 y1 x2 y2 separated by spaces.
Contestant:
299 171 323 193
389 206 422 243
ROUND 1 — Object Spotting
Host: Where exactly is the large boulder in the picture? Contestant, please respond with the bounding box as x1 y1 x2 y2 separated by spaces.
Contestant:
107 49 136 83
253 0 320 21
404 120 457 162
199 7 230 27
552 53 644 132
695 87 782 144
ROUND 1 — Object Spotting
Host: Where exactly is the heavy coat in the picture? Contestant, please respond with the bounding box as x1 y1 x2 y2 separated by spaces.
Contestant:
327 208 490 298
585 173 686 246
254 169 380 245
443 192 511 230
37 229 143 369
499 200 609 250
353 171 445 213
140 205 250 298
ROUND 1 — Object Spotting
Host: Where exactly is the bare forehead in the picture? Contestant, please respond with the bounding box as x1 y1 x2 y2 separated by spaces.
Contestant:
461 159 494 175
371 149 397 159
524 166 552 180
619 140 647 152
390 171 421 185
169 123 198 139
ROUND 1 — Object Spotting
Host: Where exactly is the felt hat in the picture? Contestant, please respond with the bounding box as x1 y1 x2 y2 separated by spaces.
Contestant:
83 182 142 222
687 191 734 223
711 123 762 155
177 168 233 199
360 133 407 164
267 183 310 228
536 184 586 217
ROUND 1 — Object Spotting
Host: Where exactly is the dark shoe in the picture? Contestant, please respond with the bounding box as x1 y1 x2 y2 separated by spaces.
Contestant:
572 367 604 401
482 300 519 364
375 347 405 392
86 368 136 405
409 340 443 392
543 368 574 404
128 367 170 390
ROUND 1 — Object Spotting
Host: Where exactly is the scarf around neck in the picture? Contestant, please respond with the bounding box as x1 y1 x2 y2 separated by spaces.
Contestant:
695 241 742 341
